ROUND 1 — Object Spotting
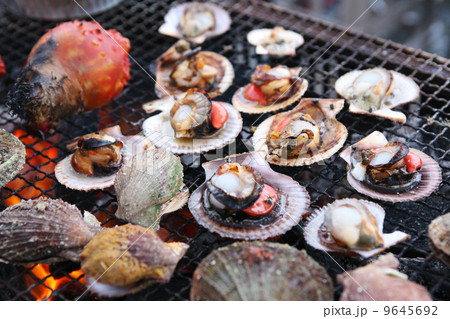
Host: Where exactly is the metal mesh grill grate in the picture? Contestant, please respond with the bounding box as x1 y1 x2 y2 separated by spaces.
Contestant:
0 0 449 301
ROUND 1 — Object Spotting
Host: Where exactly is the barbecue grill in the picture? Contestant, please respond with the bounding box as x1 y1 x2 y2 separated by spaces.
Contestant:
0 0 448 301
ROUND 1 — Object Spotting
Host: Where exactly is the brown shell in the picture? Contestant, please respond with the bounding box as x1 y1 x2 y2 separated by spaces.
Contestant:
232 69 308 114
80 224 189 297
188 152 310 240
143 101 242 154
253 98 347 166
0 129 26 188
340 131 442 202
304 198 410 258
428 212 450 266
0 198 99 264
155 46 234 99
55 125 154 191
191 241 333 301
338 253 432 301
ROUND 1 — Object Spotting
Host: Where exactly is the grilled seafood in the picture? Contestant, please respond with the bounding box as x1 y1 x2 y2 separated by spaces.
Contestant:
247 26 304 56
0 129 26 188
428 212 450 266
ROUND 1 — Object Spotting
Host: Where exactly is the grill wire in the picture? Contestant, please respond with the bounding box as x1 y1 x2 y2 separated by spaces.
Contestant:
0 0 449 301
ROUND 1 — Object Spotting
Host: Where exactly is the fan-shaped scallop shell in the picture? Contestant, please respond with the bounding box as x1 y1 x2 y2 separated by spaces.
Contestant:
188 152 310 240
428 212 450 266
0 198 100 264
339 131 442 202
0 129 26 188
247 27 304 56
191 241 333 301
253 98 347 166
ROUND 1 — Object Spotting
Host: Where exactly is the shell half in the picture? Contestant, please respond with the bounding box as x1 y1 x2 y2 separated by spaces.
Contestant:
304 198 410 258
428 212 450 266
253 98 347 166
158 2 231 44
143 101 242 155
191 241 333 301
335 68 420 123
188 151 310 240
339 131 442 202
247 27 304 56
232 69 308 114
0 129 26 188
55 125 154 191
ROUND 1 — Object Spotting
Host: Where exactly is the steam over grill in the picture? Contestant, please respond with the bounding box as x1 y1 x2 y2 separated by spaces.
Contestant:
0 0 448 300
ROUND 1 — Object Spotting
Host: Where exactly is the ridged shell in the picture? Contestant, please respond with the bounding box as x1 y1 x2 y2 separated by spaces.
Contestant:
428 212 450 266
143 100 242 154
0 129 26 188
253 98 347 166
232 68 308 114
81 224 189 297
247 27 304 56
190 241 333 301
304 198 410 258
158 2 231 44
55 125 154 191
335 68 420 123
114 149 186 229
0 198 99 264
339 131 442 202
188 152 310 240
155 43 234 99
338 253 432 301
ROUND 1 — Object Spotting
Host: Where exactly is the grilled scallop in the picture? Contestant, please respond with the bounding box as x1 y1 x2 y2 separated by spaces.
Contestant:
55 125 153 191
340 131 442 202
428 213 450 266
304 198 410 258
159 2 231 44
191 241 333 301
335 67 420 123
247 26 304 56
253 98 347 166
0 129 26 188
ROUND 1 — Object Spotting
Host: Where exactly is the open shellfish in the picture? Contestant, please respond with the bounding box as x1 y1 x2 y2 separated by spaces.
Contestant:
340 131 442 202
304 198 410 258
188 152 310 240
232 64 308 114
428 212 450 266
55 125 153 191
159 2 231 44
338 253 432 301
0 129 26 188
0 198 100 264
191 241 333 301
114 148 188 229
80 224 189 297
253 98 347 166
247 26 304 56
335 67 420 123
155 40 234 99
143 89 242 154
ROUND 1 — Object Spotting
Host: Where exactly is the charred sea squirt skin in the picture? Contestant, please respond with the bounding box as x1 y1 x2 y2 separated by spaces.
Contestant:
80 224 189 297
191 241 333 301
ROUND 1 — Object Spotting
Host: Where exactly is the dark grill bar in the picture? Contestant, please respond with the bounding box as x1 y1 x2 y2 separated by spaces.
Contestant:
0 0 448 301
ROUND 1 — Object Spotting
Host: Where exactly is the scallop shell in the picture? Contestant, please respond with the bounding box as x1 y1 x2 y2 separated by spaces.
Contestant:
338 253 432 301
80 224 189 297
340 131 442 202
428 212 450 266
155 43 234 99
0 129 26 188
142 99 242 155
188 151 310 240
232 68 308 114
158 2 231 44
304 198 410 258
335 68 420 123
253 98 347 166
247 27 304 56
55 125 154 191
0 198 100 264
190 241 333 301
114 149 186 229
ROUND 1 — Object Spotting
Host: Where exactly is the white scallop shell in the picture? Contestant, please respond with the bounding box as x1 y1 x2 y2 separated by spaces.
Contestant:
247 27 304 56
304 198 410 258
335 68 420 123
